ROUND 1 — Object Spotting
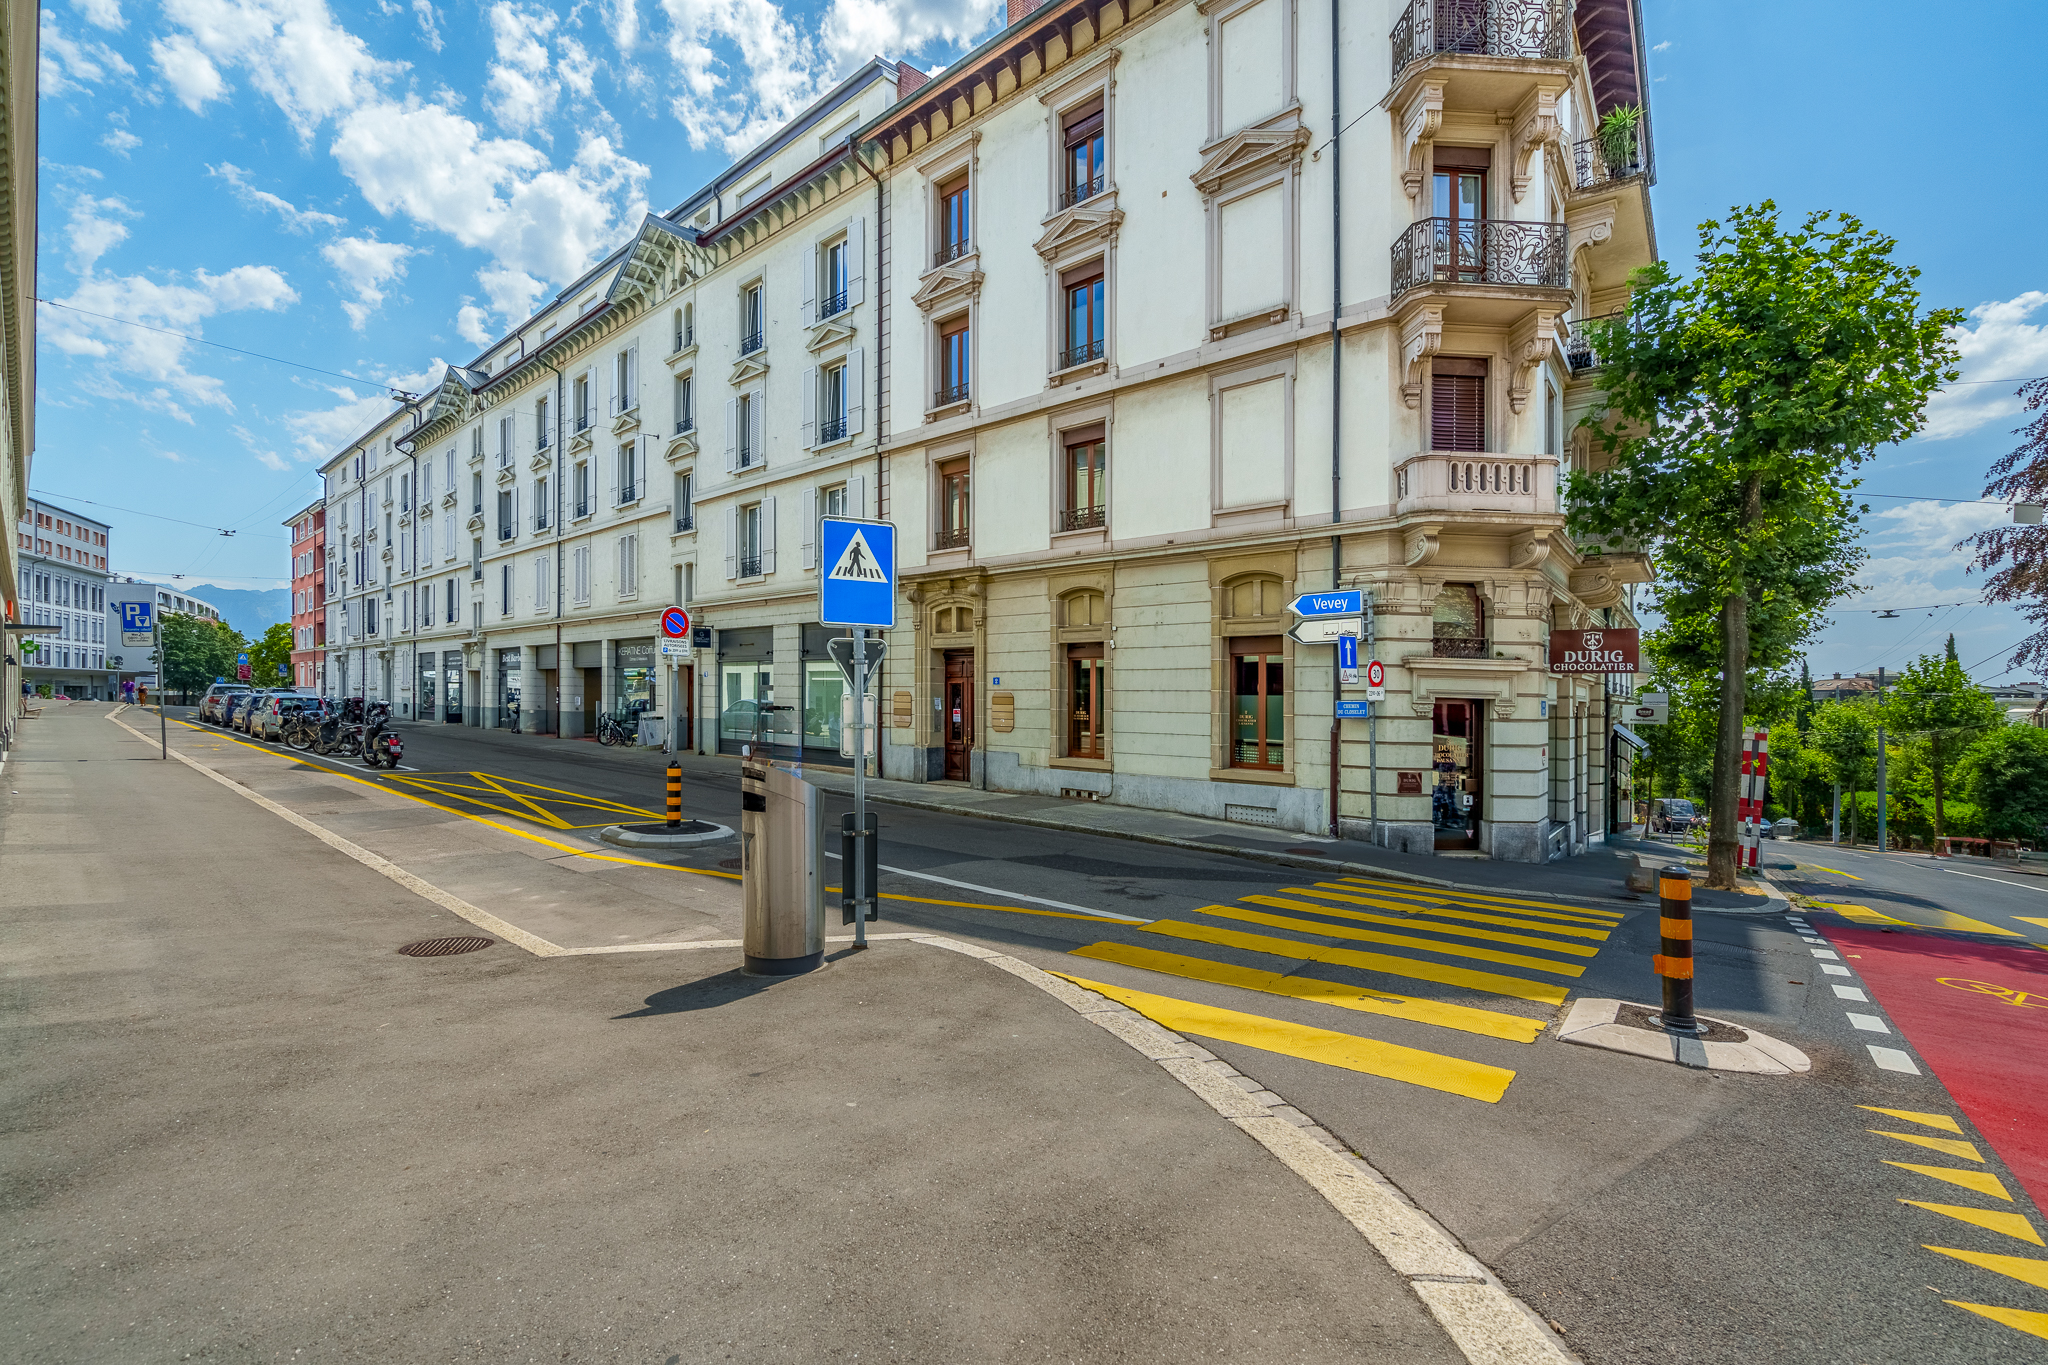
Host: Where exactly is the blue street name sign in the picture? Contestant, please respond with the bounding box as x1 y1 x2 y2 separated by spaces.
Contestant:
1288 590 1363 618
819 517 898 629
1334 699 1372 719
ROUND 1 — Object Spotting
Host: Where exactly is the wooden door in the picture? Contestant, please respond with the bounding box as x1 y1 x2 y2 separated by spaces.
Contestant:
943 650 975 781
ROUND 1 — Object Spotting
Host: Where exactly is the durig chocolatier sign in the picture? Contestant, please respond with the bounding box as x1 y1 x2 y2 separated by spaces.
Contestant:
1548 627 1640 675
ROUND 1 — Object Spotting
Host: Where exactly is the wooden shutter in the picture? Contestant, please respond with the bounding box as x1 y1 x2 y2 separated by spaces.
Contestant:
846 218 865 306
801 487 818 569
802 241 817 325
724 506 739 579
1431 359 1487 452
759 494 777 575
801 365 817 448
748 389 765 465
724 397 738 472
848 472 867 519
845 348 864 434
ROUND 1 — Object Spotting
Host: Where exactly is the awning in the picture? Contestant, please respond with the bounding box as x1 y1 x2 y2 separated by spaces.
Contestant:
1613 723 1649 752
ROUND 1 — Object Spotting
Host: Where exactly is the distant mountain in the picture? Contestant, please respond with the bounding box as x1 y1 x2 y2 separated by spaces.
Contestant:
185 583 293 637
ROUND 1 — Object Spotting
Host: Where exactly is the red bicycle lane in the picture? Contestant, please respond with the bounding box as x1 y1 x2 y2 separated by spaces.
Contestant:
1822 924 2048 1212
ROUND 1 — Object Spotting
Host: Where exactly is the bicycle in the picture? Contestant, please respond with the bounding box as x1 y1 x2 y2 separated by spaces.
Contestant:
596 712 635 747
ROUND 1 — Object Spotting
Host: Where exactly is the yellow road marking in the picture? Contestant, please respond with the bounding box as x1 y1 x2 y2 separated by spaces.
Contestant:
1215 900 1587 977
1925 1245 2048 1291
1872 1130 1983 1162
1945 1300 2048 1342
1069 941 1548 1042
1900 1201 2043 1245
1811 901 1913 925
1805 865 1860 879
1298 885 1615 939
1336 876 1625 921
1142 918 1572 1005
2018 917 2048 931
1860 1105 1964 1134
1053 972 1517 1103
1883 1162 2012 1200
1264 890 1605 955
1822 900 2027 936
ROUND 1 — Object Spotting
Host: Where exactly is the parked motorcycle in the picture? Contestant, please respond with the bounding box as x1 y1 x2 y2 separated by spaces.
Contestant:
360 702 401 768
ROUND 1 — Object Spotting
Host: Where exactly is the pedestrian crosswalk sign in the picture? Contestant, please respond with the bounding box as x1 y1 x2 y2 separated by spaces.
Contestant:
820 517 896 629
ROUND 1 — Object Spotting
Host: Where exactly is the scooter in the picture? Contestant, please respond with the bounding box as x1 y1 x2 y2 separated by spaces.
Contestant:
360 702 401 768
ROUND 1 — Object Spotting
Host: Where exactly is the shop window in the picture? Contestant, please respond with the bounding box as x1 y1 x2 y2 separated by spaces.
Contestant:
1433 583 1486 657
1230 635 1285 769
1068 642 1106 758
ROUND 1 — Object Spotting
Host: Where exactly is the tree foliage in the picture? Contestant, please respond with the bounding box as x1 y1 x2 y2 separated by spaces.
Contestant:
1961 379 2048 671
1877 651 2005 837
1958 725 2048 842
248 623 294 688
1565 203 1959 885
160 614 247 697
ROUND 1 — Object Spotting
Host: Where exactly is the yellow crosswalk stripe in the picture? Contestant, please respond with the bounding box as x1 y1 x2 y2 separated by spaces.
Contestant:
1337 877 1625 922
1143 918 1572 1005
1069 941 1549 1042
1859 1105 1964 1134
1883 1162 2012 1200
1872 1130 1984 1162
1945 1300 2048 1341
1212 901 1587 977
1900 1201 2043 1245
1253 892 1602 957
1295 885 1615 940
1054 972 1517 1102
1925 1246 2048 1291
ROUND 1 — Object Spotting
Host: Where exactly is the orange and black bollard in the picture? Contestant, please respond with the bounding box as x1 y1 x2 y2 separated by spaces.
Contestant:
1654 864 1699 1033
665 760 683 830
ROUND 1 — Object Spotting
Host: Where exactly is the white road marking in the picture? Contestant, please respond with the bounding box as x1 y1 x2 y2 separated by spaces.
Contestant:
1943 867 2048 894
1821 964 1852 976
1801 936 1825 944
1846 1013 1890 1034
1832 985 1868 1001
823 850 1149 923
1867 1045 1920 1075
1810 948 1840 959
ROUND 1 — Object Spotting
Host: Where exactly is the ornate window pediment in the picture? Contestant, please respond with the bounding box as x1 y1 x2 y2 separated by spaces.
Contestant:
665 430 698 461
1032 197 1123 263
728 353 770 387
912 265 983 316
1190 122 1309 198
806 316 857 353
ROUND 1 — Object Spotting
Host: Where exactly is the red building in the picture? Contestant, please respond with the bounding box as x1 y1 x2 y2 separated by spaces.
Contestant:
285 501 326 691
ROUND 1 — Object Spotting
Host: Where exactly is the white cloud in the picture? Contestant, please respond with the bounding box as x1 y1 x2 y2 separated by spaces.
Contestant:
1652 40 1671 52
456 304 493 346
320 234 414 327
42 265 299 421
485 2 560 134
100 124 141 155
41 10 137 94
71 0 125 30
67 192 136 273
476 265 542 321
233 425 292 470
819 0 1000 72
282 358 444 459
150 32 227 109
153 0 403 138
208 161 348 232
558 35 596 98
1921 292 2048 441
1838 500 2007 609
411 0 443 51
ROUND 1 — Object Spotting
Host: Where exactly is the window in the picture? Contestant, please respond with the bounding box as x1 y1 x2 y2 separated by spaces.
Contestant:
821 238 849 318
612 347 637 416
936 458 970 549
536 395 550 448
1061 263 1105 368
819 362 848 443
534 477 549 531
674 373 695 435
574 462 591 517
497 489 515 541
937 174 970 264
822 483 848 522
1432 584 1486 658
1431 359 1486 452
445 448 456 490
1063 430 1107 531
1230 636 1285 768
672 306 688 353
733 392 761 469
738 503 764 577
471 472 484 515
421 518 433 564
497 416 514 467
675 471 694 532
741 283 764 354
573 375 591 431
616 442 640 504
501 563 513 616
572 545 591 604
535 555 552 612
1431 148 1490 283
365 596 380 635
1061 98 1106 208
399 473 410 510
1068 642 1106 758
616 534 640 599
937 318 970 405
472 537 483 581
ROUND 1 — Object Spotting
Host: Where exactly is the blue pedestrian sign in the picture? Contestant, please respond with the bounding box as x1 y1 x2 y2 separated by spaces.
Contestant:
819 517 897 629
237 652 250 666
1289 590 1363 618
1334 699 1372 719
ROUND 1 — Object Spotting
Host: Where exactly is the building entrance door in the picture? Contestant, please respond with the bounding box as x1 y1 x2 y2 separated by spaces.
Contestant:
443 653 463 723
582 667 601 736
1432 699 1483 851
943 649 975 781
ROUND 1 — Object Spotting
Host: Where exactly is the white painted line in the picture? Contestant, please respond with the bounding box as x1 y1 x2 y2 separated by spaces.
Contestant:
1832 985 1868 1001
1944 867 2048 894
1821 964 1852 977
1810 948 1840 959
1846 1012 1890 1034
1801 936 1825 944
1868 1045 1921 1075
823 850 1150 924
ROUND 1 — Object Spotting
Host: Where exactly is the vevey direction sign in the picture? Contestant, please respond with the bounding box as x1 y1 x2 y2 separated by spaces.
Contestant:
1548 627 1640 675
1289 590 1363 618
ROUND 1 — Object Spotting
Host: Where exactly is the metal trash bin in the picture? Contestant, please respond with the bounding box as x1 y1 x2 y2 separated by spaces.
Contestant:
739 758 824 976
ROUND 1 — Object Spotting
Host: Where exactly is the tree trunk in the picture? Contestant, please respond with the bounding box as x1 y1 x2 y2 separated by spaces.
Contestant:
1707 587 1749 887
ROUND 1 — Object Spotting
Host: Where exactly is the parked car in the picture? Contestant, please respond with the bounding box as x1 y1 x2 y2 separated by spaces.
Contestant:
1650 798 1700 835
235 690 271 734
1766 816 1801 840
198 683 251 723
255 694 318 742
221 692 263 731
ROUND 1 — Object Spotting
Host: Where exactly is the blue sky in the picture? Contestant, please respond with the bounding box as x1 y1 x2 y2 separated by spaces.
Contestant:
30 1 2048 681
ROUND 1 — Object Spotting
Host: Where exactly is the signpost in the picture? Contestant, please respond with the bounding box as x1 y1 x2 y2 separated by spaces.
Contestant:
116 601 166 759
1288 590 1363 618
1286 616 1364 646
236 650 252 683
659 607 692 755
819 516 898 949
1288 588 1376 843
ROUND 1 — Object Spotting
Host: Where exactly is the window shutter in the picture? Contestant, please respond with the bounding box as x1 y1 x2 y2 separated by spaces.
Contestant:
724 397 738 472
848 473 867 519
801 487 818 570
724 505 739 579
801 365 817 449
628 344 639 409
846 218 865 306
802 242 817 326
749 388 765 465
629 534 640 591
759 494 777 575
845 348 864 434
1430 364 1487 452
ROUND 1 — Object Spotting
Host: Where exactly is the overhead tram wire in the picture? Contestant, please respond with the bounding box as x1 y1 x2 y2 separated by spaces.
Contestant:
32 296 414 396
25 491 286 540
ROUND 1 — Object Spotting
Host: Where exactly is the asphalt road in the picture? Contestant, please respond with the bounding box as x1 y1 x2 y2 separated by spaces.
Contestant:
129 710 2048 1357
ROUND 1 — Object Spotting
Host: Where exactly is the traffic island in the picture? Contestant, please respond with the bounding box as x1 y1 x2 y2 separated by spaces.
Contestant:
597 819 732 848
1555 997 1812 1074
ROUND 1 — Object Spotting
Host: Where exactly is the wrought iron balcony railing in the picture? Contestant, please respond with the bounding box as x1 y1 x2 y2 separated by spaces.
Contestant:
537 429 550 450
935 239 972 267
818 415 847 443
1431 634 1489 659
574 498 592 519
1061 505 1106 532
1564 310 1626 373
1058 175 1106 210
674 512 695 533
673 327 694 351
1390 0 1568 79
574 412 592 433
1059 337 1105 370
738 554 762 578
614 482 639 506
739 329 764 355
935 527 971 550
1390 217 1567 297
675 417 695 436
533 509 550 532
497 523 515 543
819 288 848 319
934 382 970 407
1573 128 1652 191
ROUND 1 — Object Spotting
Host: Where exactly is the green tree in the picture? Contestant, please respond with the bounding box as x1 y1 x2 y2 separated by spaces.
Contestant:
1877 651 2004 838
160 615 246 699
248 622 294 688
1961 379 2048 669
1567 204 1959 886
1806 699 1879 844
1957 725 2048 843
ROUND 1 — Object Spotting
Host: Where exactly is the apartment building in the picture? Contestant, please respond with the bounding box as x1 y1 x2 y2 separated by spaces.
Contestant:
851 0 1655 858
14 499 112 697
0 0 36 742
285 501 326 691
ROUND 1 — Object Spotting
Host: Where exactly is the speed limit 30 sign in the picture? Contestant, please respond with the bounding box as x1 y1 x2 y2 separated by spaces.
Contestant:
1365 658 1386 700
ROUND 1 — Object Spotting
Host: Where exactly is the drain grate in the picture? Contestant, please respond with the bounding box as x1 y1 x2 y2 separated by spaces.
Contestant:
397 936 495 958
717 858 742 870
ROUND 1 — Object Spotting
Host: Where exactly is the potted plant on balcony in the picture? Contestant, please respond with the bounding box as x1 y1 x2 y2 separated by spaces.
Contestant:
1598 104 1643 178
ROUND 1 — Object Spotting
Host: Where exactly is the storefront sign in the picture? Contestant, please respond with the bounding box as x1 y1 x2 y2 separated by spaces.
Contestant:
1548 627 1640 674
1397 771 1423 794
1626 692 1669 725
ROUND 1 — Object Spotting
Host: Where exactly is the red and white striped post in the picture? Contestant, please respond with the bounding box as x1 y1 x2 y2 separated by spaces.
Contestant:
1737 728 1770 869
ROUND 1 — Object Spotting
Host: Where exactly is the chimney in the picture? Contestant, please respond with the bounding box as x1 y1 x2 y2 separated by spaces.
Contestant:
895 61 930 97
1009 0 1048 24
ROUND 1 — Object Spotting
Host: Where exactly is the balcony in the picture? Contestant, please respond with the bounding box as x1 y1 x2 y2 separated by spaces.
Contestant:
1058 176 1106 210
614 482 640 507
933 382 970 408
533 509 551 533
819 288 848 320
1391 218 1567 301
1564 310 1624 374
1390 0 1569 79
675 417 695 436
818 415 847 444
1058 338 1105 371
934 527 970 551
537 429 551 450
675 512 695 534
1573 127 1652 192
739 330 764 356
574 498 593 519
1061 505 1106 532
609 394 637 419
739 554 762 579
1431 633 1490 659
1393 452 1558 518
934 240 971 268
574 412 592 434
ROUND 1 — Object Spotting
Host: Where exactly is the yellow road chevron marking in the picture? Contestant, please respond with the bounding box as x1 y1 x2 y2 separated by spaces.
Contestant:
1883 1162 2012 1200
1872 1130 1983 1162
1215 901 1586 977
1257 892 1603 956
1925 1245 2048 1291
1859 1105 1964 1134
1944 1300 2048 1341
1142 919 1572 1005
1298 885 1615 939
1899 1201 2043 1245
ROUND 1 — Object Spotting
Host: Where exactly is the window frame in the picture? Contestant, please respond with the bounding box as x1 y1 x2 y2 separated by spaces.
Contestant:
1061 423 1108 532
1228 635 1287 770
935 455 971 551
1058 261 1107 372
937 314 971 407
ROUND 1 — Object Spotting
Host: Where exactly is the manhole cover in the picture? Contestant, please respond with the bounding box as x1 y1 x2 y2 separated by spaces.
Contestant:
397 936 495 958
718 858 742 870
